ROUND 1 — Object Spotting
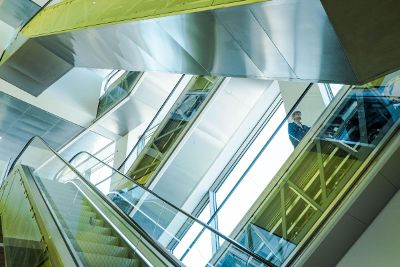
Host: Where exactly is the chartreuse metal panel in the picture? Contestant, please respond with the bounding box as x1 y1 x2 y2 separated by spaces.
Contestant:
21 0 268 37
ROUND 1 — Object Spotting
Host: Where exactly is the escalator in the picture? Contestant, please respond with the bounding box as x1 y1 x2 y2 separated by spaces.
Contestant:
0 136 274 267
121 75 223 185
1 74 399 266
210 77 400 266
57 75 400 267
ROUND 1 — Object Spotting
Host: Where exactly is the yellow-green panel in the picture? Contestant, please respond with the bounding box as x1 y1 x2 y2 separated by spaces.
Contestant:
22 0 267 37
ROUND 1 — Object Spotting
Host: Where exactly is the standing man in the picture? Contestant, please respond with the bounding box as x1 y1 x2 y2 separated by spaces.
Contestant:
288 111 310 148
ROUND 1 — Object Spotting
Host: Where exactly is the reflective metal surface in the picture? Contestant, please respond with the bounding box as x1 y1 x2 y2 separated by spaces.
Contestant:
0 0 39 28
0 37 73 96
2 0 391 95
0 92 83 161
96 72 183 136
32 0 354 82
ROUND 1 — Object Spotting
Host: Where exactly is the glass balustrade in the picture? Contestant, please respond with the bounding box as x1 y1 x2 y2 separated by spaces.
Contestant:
66 151 276 267
96 71 142 118
124 75 223 185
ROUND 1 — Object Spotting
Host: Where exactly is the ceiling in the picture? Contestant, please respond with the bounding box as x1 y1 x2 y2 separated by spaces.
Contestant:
0 0 359 96
0 91 84 161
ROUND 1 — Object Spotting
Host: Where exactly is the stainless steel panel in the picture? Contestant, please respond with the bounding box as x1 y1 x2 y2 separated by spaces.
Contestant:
249 0 357 82
157 12 265 78
0 92 83 161
2 0 364 92
214 5 297 79
0 38 73 96
0 0 39 28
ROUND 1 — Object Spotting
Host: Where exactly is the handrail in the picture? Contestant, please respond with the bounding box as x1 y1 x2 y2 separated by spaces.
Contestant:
67 150 276 266
9 136 184 267
10 136 275 266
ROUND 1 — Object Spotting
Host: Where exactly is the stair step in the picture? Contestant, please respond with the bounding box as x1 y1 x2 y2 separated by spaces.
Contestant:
66 224 112 236
63 217 105 229
57 207 96 218
73 240 128 257
78 253 139 267
64 221 112 233
59 209 98 221
51 192 84 202
69 231 119 245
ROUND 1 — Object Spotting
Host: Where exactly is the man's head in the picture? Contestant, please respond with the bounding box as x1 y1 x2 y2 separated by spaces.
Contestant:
292 111 302 123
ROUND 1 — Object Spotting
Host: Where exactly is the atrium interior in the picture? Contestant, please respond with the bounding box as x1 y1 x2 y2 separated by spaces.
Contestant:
0 0 399 267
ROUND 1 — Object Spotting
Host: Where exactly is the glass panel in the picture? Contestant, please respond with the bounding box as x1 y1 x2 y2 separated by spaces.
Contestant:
119 75 188 173
97 71 142 117
226 73 400 265
125 75 222 185
68 152 274 267
213 84 326 246
6 138 148 267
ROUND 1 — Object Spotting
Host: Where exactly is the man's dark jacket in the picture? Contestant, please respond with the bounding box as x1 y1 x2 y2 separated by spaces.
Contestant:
288 122 310 147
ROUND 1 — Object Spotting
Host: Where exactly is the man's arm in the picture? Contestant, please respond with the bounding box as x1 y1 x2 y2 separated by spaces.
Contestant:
288 123 299 147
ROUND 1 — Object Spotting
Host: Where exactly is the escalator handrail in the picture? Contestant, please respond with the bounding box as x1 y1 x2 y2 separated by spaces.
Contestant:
67 150 276 267
9 135 184 267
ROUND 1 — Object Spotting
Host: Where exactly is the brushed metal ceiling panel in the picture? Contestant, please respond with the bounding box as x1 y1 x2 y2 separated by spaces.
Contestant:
0 92 83 161
1 0 366 93
250 0 357 82
157 11 266 78
0 38 73 96
0 0 39 28
214 5 297 79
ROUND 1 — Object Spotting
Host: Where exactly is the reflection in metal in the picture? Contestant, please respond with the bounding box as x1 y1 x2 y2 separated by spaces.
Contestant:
0 0 366 95
0 92 83 161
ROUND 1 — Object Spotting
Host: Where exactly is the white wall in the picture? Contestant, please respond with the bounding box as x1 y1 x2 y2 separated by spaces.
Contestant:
0 20 15 50
337 190 400 267
149 78 278 209
279 81 328 126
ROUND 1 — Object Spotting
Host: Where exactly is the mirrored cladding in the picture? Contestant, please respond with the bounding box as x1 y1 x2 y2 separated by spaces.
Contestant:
0 92 83 162
0 0 40 28
2 0 364 94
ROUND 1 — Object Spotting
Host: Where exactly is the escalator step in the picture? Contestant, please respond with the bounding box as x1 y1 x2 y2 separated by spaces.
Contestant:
70 231 119 245
66 224 112 235
58 209 96 219
64 217 105 229
78 252 140 267
64 221 111 233
73 240 129 257
55 203 93 213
